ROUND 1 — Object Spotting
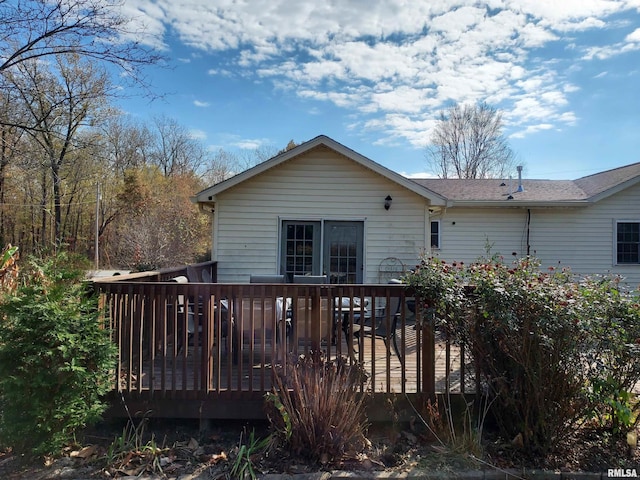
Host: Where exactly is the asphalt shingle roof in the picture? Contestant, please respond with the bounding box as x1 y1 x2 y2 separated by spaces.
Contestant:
574 162 640 197
411 162 640 203
412 178 586 202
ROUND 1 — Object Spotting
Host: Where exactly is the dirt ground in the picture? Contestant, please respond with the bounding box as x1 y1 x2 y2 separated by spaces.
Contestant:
1 418 638 479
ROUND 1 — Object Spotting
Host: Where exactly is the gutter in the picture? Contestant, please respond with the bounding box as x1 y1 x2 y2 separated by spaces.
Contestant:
450 200 591 208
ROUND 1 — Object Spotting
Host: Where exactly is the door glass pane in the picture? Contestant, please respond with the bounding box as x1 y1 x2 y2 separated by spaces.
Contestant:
325 222 362 284
282 222 320 281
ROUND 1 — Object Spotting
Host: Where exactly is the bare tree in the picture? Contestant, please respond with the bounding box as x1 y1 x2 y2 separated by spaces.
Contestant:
277 139 299 155
427 102 517 179
199 144 279 186
100 116 152 175
106 169 209 269
202 149 237 186
149 115 209 177
0 0 160 77
8 54 110 247
0 92 26 245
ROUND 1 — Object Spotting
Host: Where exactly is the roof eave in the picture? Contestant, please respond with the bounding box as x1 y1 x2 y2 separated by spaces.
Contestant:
586 175 640 203
451 200 591 208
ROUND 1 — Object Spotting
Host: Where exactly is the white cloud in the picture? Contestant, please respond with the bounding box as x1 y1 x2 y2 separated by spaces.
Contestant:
123 0 640 145
233 138 271 150
626 28 640 42
189 129 207 140
207 68 233 77
402 171 439 179
509 123 554 139
193 100 210 107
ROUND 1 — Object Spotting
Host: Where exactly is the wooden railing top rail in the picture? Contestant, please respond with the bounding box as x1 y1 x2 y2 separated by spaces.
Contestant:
92 260 217 284
93 280 413 296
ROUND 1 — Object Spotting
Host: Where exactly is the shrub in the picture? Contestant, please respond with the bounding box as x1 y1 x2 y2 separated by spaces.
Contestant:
0 244 19 294
0 254 117 456
405 254 640 453
265 350 369 466
403 256 467 332
465 257 590 452
577 276 640 433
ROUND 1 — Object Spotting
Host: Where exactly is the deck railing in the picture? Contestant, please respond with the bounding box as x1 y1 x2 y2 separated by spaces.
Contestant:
94 267 477 419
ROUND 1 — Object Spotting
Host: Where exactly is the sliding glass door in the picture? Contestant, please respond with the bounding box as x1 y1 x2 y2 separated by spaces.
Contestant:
280 220 363 283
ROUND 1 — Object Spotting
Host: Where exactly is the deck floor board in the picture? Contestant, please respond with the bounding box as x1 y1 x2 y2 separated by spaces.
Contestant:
122 321 475 395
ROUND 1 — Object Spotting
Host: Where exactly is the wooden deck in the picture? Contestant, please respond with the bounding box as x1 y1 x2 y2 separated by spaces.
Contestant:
121 325 474 395
95 264 479 419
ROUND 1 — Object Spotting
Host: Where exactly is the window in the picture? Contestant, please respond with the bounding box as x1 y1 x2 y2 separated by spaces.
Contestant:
430 220 440 249
616 221 640 264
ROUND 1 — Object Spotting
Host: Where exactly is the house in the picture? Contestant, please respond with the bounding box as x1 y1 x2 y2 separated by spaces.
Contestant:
418 162 640 286
192 135 640 287
192 135 448 283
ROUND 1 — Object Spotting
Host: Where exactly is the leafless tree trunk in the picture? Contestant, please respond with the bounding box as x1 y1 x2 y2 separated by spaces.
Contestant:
427 102 517 179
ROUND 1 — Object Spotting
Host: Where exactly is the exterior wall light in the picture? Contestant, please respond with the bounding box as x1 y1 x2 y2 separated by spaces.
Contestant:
384 195 392 210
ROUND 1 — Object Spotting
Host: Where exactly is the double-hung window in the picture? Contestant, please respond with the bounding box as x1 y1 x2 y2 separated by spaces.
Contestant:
616 221 640 264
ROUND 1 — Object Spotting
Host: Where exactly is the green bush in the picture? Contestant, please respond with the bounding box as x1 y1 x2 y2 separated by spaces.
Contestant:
577 276 640 433
405 254 640 453
265 351 369 466
465 257 590 452
0 254 116 456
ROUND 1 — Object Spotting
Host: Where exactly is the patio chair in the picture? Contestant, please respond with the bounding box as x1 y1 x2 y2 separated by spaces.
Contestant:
353 280 404 365
332 294 368 343
250 274 289 338
186 265 200 282
292 274 327 284
169 275 232 358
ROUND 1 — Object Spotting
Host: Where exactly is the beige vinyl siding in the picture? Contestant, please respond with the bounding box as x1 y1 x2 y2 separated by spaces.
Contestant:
436 182 640 285
435 208 532 263
214 146 430 282
532 184 640 284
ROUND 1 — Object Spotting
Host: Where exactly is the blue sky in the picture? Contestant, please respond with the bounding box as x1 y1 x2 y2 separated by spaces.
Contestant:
117 0 640 180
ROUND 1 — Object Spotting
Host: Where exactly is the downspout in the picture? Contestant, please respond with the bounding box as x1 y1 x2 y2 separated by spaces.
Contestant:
425 206 431 256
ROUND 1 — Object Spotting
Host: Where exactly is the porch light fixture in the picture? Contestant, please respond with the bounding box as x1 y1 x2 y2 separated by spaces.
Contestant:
384 195 392 210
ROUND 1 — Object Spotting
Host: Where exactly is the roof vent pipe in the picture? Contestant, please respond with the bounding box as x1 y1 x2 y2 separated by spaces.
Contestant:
516 165 524 193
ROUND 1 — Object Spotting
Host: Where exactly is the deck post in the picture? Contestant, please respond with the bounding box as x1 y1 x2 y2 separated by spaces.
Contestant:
421 303 436 400
310 286 321 350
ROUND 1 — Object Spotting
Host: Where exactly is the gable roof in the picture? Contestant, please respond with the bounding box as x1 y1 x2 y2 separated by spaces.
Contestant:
193 135 448 206
574 162 640 200
412 162 640 207
193 134 640 208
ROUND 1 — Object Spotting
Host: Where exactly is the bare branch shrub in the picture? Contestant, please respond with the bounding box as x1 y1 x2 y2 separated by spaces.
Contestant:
265 350 370 466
